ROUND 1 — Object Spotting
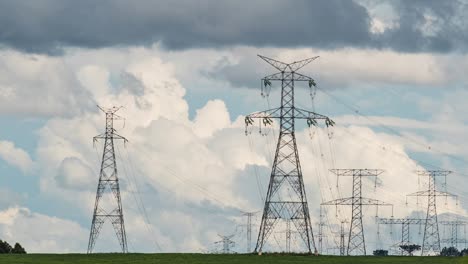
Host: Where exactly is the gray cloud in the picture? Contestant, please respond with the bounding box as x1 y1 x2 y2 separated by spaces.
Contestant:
375 0 468 53
0 0 467 54
0 0 371 54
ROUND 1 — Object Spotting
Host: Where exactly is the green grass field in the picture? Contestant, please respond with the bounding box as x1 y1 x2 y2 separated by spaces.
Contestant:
0 254 466 264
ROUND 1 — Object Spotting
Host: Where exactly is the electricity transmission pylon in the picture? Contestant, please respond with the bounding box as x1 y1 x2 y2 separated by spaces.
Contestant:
322 169 393 256
317 207 325 254
215 234 236 254
440 220 467 249
378 218 425 255
242 211 256 253
88 106 128 254
407 170 457 256
339 220 347 256
325 220 347 256
244 55 335 254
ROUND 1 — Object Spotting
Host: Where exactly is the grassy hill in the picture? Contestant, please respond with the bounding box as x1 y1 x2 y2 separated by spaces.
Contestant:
0 253 466 264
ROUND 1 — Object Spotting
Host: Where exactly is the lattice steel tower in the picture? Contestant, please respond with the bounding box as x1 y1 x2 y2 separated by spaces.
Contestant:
339 220 347 256
322 169 393 256
407 170 456 256
440 220 467 249
378 217 424 255
245 55 334 254
88 106 128 253
215 234 236 254
242 211 256 253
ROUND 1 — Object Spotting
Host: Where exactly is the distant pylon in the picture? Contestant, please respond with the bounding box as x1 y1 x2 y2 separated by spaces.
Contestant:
245 55 335 254
215 234 236 254
378 217 425 255
322 169 393 256
339 220 347 256
242 211 256 253
317 207 325 254
88 106 128 254
440 220 467 249
407 170 457 256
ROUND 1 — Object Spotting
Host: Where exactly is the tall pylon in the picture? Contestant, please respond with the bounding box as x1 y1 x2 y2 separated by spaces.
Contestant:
245 55 335 254
322 169 393 256
88 106 128 254
407 170 457 256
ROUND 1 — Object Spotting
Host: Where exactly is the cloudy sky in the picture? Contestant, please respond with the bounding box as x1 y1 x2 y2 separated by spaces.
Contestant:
0 0 468 254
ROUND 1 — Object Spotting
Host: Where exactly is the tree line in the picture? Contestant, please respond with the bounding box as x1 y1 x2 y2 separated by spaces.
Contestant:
0 240 26 254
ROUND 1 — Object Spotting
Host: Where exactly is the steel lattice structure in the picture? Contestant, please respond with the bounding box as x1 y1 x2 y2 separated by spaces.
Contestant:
245 55 334 254
326 220 347 256
215 234 236 254
378 218 425 255
317 207 325 254
440 220 467 249
322 169 393 256
407 170 456 256
242 212 256 253
338 220 348 256
88 106 128 254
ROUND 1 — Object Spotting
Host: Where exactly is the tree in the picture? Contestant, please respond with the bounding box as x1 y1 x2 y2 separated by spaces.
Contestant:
440 247 459 257
0 240 12 254
373 249 388 256
399 244 421 256
11 243 26 254
460 248 468 256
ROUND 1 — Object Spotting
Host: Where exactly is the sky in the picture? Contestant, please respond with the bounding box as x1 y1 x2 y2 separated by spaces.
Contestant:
0 0 468 255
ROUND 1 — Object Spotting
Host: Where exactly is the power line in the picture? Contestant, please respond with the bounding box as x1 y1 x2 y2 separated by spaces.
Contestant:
316 87 468 177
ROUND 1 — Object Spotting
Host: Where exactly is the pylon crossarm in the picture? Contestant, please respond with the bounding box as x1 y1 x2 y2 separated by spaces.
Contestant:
246 107 282 120
93 133 106 142
440 221 467 225
262 73 284 82
321 197 354 206
330 169 384 176
294 108 334 127
245 107 282 134
258 54 319 72
260 72 317 97
258 55 290 72
290 72 314 82
407 190 456 197
407 191 429 197
93 132 128 141
433 191 457 197
287 56 320 72
378 218 403 225
112 132 129 144
417 170 452 177
379 218 425 225
262 72 315 82
360 198 392 207
321 197 392 207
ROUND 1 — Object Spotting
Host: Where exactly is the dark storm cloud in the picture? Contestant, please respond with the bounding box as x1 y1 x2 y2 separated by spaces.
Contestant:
0 0 371 53
0 0 467 54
